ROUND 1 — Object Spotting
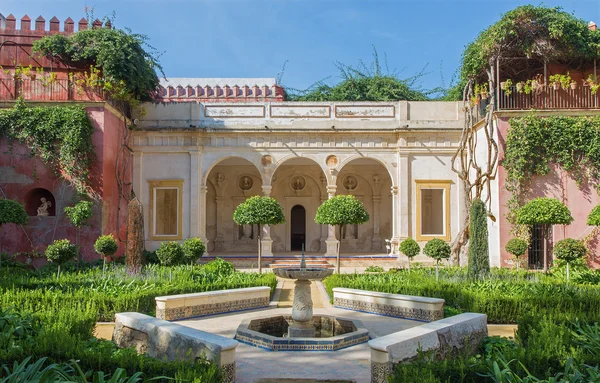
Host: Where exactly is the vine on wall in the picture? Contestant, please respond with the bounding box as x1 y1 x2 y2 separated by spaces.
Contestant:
0 100 95 196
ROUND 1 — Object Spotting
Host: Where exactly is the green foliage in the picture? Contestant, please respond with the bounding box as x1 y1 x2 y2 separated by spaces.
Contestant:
457 5 600 84
315 195 369 227
588 205 600 226
182 237 205 265
365 265 384 273
423 239 451 262
324 268 600 323
0 199 28 226
94 235 118 257
33 25 162 101
0 100 95 195
554 239 587 264
505 238 529 257
202 258 235 276
64 200 94 228
468 199 490 279
516 197 574 225
155 242 184 267
399 238 420 259
233 196 285 227
45 239 77 265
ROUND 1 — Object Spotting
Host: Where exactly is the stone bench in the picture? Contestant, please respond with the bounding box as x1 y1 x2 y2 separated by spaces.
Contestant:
155 286 271 320
113 312 238 383
332 287 444 322
369 313 488 383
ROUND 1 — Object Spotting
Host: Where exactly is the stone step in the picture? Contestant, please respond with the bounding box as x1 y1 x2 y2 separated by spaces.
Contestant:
269 262 334 269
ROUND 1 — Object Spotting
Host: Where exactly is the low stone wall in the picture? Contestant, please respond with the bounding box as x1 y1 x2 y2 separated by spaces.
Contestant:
368 313 488 383
332 287 444 322
113 312 238 383
155 286 271 320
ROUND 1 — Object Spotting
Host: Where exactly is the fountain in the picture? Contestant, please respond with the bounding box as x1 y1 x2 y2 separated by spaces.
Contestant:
235 245 370 351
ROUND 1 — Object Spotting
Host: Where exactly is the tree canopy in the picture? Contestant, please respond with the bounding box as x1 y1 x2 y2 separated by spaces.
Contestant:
0 199 28 227
515 197 574 225
588 205 600 226
233 196 285 226
315 195 369 226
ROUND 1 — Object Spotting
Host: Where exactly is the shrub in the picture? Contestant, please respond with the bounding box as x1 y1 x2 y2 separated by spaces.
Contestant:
505 238 529 271
203 258 235 276
399 238 420 272
182 237 205 265
64 200 94 228
468 199 490 279
554 238 587 282
588 205 600 226
423 239 451 281
155 242 184 267
45 239 77 277
516 197 573 225
94 235 118 275
365 265 384 273
0 199 28 226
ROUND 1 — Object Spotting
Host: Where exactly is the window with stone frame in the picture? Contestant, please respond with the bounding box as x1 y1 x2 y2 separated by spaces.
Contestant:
416 181 451 241
149 180 183 240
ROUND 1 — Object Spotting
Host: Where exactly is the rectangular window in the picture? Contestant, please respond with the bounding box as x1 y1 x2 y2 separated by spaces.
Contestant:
149 180 183 240
416 181 451 241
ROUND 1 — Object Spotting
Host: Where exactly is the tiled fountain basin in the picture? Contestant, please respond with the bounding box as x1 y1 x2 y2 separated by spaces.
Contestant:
234 315 369 351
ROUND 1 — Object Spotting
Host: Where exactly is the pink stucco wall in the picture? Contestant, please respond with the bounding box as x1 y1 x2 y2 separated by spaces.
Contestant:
497 117 600 268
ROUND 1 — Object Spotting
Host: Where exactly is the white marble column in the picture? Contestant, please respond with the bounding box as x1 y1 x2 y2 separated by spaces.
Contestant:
261 185 273 256
391 185 400 255
214 196 225 251
189 149 200 239
198 185 209 256
372 195 382 250
325 185 338 256
399 154 410 240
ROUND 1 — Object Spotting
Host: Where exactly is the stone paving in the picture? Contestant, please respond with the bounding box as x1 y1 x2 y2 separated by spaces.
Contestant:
177 280 421 383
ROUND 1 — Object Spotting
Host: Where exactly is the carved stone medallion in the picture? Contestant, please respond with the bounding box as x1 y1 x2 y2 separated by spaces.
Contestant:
238 176 253 191
343 175 358 190
290 176 306 191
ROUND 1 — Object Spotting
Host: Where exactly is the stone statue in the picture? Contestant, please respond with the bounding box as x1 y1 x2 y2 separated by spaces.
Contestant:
216 172 225 188
37 197 51 216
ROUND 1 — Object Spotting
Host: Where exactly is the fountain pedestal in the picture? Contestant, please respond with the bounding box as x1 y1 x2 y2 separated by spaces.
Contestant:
289 279 315 337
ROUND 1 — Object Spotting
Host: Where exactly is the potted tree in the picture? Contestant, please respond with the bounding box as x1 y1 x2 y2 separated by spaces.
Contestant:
94 234 118 276
156 241 184 281
45 239 77 278
554 238 587 283
399 238 420 273
505 238 528 271
423 238 451 282
315 195 369 274
182 237 206 267
0 199 28 270
233 196 285 274
516 197 573 270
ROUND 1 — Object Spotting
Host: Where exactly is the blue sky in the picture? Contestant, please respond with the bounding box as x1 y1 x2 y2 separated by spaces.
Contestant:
3 0 600 93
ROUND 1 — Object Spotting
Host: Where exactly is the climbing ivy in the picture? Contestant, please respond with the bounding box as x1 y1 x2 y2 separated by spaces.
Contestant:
503 115 600 231
0 100 95 195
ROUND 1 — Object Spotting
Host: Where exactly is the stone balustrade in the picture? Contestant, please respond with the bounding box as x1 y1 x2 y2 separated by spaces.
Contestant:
368 313 488 383
155 286 271 320
332 287 444 322
112 312 238 383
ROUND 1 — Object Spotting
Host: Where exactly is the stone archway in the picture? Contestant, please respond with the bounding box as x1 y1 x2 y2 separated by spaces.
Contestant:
205 157 262 253
336 157 393 253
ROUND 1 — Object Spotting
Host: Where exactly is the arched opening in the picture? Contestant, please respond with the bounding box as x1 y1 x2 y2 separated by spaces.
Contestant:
290 205 306 251
205 157 262 253
336 158 393 253
24 188 56 217
270 157 327 253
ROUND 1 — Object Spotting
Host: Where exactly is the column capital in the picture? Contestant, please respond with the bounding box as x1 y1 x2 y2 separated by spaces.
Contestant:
326 185 337 197
391 185 399 195
262 185 272 196
199 185 208 193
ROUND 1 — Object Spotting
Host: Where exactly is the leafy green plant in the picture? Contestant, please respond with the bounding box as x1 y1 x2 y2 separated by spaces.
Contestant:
516 198 573 226
505 238 529 271
365 265 384 273
588 205 600 226
501 79 513 95
399 238 420 272
202 258 235 276
182 237 205 266
423 239 451 282
64 201 94 228
45 239 77 278
155 242 183 280
0 199 28 271
94 235 118 276
549 73 572 90
233 196 285 274
587 74 600 94
315 195 369 273
554 239 587 282
468 199 490 279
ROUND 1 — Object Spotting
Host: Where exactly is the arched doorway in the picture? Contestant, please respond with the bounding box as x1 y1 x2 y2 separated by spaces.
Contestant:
290 205 306 251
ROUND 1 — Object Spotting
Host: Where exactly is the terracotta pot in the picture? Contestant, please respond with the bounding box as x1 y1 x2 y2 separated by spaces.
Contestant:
552 83 561 90
570 82 577 90
516 83 524 92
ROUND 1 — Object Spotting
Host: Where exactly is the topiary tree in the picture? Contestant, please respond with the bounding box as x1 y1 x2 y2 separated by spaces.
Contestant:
45 239 77 278
423 238 451 282
94 234 118 276
64 200 93 265
0 199 28 270
182 237 205 266
233 196 285 274
399 238 420 272
554 238 587 283
315 195 369 274
468 199 490 279
588 205 600 226
516 197 573 270
505 238 528 271
156 241 184 281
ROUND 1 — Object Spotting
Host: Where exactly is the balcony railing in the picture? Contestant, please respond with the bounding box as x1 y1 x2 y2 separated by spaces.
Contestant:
0 77 131 117
498 85 600 110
